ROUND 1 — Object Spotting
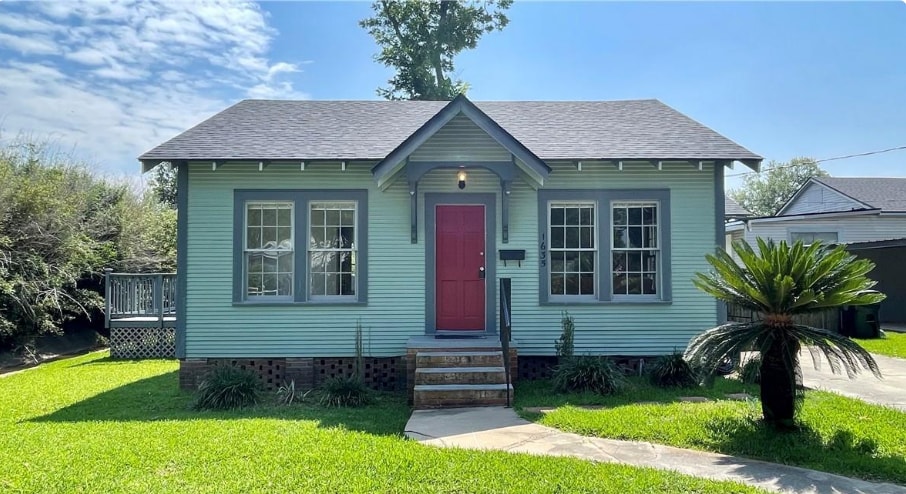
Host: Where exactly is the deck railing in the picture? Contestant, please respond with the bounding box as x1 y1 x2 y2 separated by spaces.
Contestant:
104 269 177 328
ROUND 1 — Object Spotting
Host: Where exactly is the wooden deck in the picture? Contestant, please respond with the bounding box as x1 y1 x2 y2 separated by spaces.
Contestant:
105 271 177 328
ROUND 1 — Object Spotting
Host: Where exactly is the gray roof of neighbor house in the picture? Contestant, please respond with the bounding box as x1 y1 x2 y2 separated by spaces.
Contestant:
814 177 906 211
139 99 762 166
725 196 751 218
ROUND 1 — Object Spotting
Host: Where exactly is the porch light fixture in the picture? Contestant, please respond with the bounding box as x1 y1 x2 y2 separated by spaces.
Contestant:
457 168 467 190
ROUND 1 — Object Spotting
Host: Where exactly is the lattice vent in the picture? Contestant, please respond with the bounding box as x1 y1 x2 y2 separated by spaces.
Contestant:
517 356 557 380
315 357 401 391
110 327 176 359
211 359 285 391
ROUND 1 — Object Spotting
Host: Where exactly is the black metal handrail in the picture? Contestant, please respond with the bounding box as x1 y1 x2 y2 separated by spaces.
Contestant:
499 278 512 407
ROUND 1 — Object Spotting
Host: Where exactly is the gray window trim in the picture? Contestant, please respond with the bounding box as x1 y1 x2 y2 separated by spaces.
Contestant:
538 189 672 305
233 189 368 305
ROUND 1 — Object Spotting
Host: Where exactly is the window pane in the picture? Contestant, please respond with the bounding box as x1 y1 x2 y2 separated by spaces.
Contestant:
263 273 277 295
642 207 656 225
551 227 565 249
644 226 657 248
628 227 643 248
580 273 594 295
565 226 579 248
312 209 325 226
278 273 293 296
325 227 340 247
564 274 580 295
311 227 326 249
628 207 642 225
262 208 276 226
579 252 594 272
550 251 564 273
613 227 627 248
247 207 262 227
613 273 627 294
564 251 579 272
565 207 580 225
580 207 592 226
277 227 292 247
263 226 277 247
628 251 641 272
814 232 838 243
340 274 355 296
247 227 262 249
580 227 593 248
551 273 564 295
612 252 626 271
339 227 355 248
247 272 262 296
278 252 293 272
643 252 658 272
643 274 657 295
613 208 627 226
340 209 354 226
311 273 325 296
277 208 291 227
325 273 339 295
551 207 565 226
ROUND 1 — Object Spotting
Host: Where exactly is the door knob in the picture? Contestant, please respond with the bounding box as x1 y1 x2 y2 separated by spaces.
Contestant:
478 266 486 279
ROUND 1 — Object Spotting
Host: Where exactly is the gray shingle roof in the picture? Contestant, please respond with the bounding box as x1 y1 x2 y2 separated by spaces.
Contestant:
814 177 906 212
725 196 751 217
139 99 762 163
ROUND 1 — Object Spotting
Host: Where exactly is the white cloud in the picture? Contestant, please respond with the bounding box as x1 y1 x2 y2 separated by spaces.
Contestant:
0 0 309 175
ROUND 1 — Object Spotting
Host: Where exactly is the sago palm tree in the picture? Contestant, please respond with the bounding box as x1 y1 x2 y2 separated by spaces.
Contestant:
685 238 884 428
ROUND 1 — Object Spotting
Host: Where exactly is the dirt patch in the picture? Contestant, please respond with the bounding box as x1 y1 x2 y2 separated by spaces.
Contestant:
0 330 105 375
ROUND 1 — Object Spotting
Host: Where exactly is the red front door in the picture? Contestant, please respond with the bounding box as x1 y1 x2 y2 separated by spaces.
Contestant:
436 205 485 331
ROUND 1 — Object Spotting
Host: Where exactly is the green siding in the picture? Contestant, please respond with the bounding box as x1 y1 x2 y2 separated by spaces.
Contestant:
185 158 718 358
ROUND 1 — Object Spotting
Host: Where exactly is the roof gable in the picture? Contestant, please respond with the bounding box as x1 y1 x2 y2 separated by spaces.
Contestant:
371 94 551 188
778 179 869 216
814 177 906 212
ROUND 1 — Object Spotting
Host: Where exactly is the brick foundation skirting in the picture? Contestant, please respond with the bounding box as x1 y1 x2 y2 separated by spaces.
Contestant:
179 356 401 392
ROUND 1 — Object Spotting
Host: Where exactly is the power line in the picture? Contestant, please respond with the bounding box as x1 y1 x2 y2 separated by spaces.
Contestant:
725 145 906 178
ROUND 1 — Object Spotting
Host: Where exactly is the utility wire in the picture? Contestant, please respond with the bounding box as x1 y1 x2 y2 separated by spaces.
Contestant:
726 145 906 178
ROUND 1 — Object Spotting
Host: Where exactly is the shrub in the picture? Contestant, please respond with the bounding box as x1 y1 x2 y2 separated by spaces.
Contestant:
738 355 762 385
553 356 626 395
276 379 310 406
649 353 699 388
193 365 261 410
554 311 575 360
319 375 371 407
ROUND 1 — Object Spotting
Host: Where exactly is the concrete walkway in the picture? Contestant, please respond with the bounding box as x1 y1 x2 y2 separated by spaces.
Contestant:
405 407 906 494
800 350 906 411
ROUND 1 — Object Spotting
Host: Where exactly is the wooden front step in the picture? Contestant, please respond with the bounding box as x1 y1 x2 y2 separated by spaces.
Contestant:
413 350 511 409
416 351 504 368
413 384 513 408
415 366 506 385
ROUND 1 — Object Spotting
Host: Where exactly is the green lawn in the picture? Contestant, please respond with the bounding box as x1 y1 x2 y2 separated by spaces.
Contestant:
0 352 764 493
517 378 906 485
856 331 906 359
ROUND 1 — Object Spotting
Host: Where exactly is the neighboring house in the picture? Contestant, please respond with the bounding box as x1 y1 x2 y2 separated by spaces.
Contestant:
139 95 762 400
726 177 906 323
725 196 752 221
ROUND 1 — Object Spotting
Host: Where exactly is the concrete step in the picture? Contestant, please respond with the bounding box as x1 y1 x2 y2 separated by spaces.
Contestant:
416 351 504 368
415 366 507 385
413 384 513 409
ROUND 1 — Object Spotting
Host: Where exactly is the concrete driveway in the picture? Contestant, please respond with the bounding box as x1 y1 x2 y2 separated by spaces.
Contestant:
800 350 906 411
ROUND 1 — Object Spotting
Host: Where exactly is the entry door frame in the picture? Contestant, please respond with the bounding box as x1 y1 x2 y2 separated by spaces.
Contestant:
425 193 497 335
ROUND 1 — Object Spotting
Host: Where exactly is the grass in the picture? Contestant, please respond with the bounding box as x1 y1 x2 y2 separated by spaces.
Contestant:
0 352 765 493
517 378 906 484
855 331 906 359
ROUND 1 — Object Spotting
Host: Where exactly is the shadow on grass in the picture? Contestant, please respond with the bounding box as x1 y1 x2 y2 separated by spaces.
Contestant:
30 371 410 437
704 415 906 486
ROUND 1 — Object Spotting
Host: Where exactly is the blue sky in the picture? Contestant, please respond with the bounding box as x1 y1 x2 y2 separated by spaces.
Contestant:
1 1 904 190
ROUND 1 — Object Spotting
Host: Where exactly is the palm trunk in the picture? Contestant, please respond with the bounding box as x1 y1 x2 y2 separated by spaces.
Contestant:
759 333 800 428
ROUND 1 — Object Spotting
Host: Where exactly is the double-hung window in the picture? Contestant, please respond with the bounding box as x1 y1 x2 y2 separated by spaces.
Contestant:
612 202 660 297
549 203 596 298
539 189 670 304
235 190 368 304
789 231 838 245
309 201 357 298
244 202 294 299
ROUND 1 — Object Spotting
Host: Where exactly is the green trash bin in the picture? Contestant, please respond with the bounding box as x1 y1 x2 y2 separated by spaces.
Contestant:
851 304 882 339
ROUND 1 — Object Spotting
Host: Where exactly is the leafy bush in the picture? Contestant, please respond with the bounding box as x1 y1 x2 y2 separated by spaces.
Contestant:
319 376 371 407
738 355 762 385
193 365 261 410
649 353 699 388
553 356 626 395
276 379 311 406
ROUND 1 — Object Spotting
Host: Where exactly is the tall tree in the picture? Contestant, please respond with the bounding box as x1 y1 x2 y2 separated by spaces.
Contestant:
360 0 513 101
729 157 829 216
149 161 177 208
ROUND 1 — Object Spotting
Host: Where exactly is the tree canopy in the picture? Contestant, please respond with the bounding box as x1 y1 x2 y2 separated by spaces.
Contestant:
729 157 828 216
360 0 513 100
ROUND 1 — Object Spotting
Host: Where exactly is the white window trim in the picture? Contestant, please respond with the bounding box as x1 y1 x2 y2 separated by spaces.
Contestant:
788 228 841 245
244 201 294 301
308 200 359 301
611 200 661 301
548 200 598 301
